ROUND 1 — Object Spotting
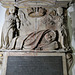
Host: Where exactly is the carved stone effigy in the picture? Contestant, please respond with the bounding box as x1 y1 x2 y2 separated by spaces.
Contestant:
0 6 20 49
0 0 73 74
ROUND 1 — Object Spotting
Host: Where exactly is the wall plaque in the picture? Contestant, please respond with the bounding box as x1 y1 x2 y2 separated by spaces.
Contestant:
1 52 67 75
6 56 63 75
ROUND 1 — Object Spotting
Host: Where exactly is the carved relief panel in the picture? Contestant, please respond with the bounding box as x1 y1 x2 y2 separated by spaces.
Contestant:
0 0 73 72
0 6 68 51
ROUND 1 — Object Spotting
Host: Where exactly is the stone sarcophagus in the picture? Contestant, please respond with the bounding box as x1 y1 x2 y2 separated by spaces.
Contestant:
0 0 73 75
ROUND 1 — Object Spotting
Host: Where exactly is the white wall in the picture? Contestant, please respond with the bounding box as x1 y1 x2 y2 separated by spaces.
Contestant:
0 3 6 75
0 3 6 46
67 3 75 75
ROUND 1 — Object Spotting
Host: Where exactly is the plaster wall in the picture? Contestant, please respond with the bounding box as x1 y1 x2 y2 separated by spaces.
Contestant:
0 3 6 75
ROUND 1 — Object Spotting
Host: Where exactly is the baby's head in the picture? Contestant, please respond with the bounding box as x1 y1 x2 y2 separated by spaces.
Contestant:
45 30 56 42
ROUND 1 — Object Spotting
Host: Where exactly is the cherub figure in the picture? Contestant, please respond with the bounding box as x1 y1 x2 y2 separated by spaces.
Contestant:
56 7 66 48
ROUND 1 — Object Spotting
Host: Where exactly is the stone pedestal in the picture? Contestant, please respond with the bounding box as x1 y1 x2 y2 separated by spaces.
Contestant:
2 52 67 75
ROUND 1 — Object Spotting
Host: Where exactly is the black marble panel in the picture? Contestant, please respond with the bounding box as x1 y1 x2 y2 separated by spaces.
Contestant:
6 56 63 75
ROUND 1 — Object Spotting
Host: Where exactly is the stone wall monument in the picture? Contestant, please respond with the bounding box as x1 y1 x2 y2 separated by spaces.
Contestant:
0 0 73 75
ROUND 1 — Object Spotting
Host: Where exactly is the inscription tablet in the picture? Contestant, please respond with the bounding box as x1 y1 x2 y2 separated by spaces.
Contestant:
6 56 63 75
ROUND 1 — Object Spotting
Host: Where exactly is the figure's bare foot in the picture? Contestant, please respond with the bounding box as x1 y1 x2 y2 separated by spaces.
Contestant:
62 46 66 49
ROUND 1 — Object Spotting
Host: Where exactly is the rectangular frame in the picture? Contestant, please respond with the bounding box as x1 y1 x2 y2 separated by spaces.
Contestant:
1 52 68 75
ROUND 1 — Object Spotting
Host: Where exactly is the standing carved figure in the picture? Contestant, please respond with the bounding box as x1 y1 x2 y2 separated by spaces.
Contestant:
56 7 66 48
0 6 20 49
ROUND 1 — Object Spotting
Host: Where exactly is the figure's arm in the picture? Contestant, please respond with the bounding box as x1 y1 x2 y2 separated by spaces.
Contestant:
16 15 21 30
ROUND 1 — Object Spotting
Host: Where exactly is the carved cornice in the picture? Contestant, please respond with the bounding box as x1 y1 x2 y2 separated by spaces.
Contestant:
0 0 72 8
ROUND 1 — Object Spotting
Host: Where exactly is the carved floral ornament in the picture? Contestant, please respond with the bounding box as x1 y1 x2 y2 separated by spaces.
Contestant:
27 7 47 17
